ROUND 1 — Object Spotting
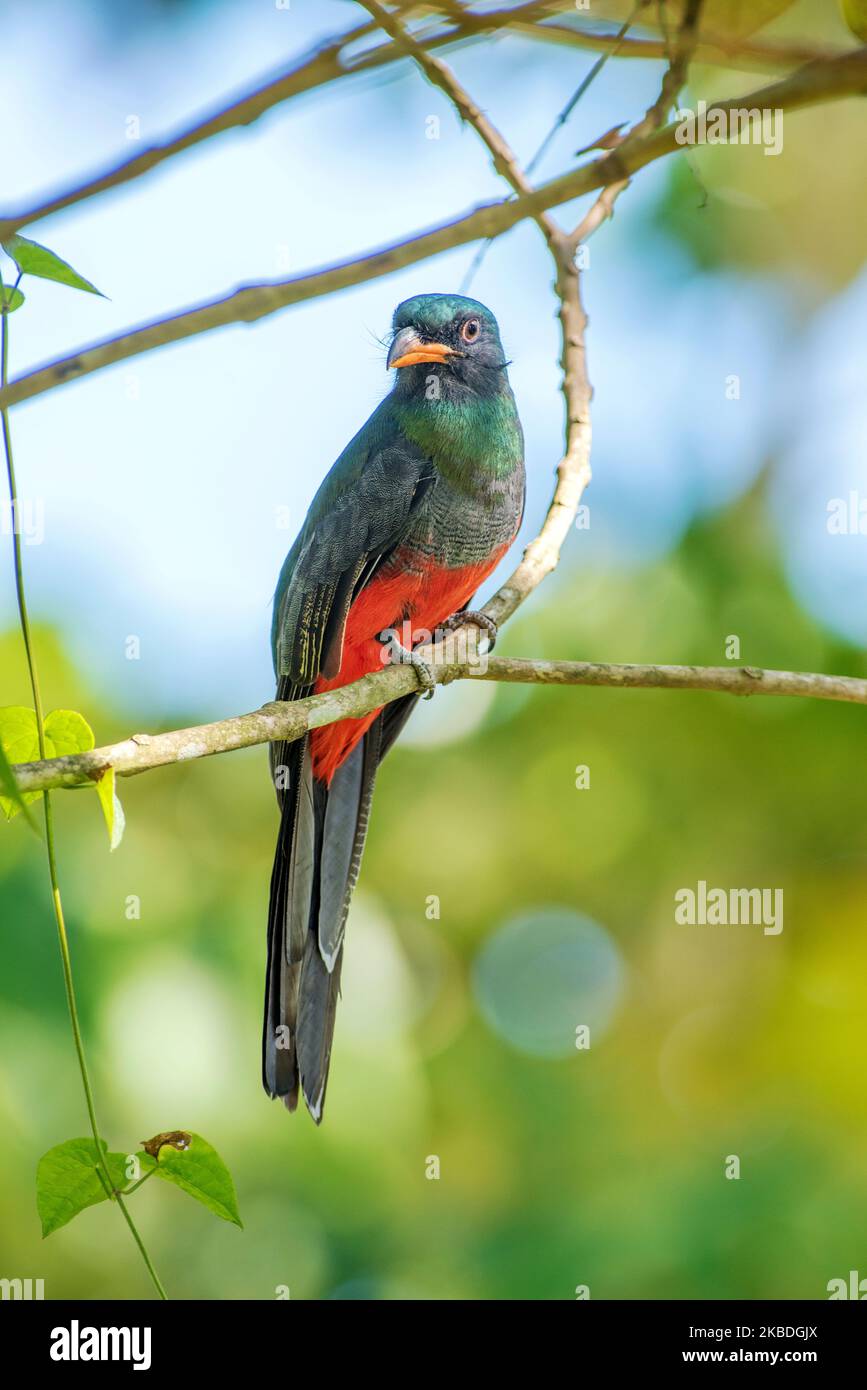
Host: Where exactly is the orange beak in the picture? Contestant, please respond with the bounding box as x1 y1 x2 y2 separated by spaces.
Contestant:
387 328 456 370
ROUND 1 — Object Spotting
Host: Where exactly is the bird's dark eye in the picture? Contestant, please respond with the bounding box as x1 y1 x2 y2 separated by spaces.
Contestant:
460 317 481 344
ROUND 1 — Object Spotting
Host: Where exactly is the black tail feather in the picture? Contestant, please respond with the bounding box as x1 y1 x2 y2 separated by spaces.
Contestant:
262 735 310 1106
263 708 405 1122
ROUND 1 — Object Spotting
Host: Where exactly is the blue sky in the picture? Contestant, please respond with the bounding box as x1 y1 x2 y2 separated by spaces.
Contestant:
2 0 864 722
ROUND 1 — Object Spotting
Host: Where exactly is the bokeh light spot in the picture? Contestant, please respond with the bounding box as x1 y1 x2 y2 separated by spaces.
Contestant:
472 908 624 1058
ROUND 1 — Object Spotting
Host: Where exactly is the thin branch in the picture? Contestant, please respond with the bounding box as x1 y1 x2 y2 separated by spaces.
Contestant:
12 657 866 795
566 0 704 251
0 0 575 242
522 0 647 181
2 291 167 1299
480 658 867 704
361 0 558 245
1 6 824 247
460 0 646 291
519 18 849 74
421 0 843 70
2 46 863 414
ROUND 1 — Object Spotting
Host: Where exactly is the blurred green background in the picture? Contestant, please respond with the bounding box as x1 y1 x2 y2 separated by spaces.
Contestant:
2 0 867 1300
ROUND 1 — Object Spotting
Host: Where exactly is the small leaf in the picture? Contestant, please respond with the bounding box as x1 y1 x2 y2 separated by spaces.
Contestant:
0 285 25 313
0 705 39 760
36 1138 127 1237
2 234 105 297
140 1132 242 1227
0 706 123 847
95 765 125 850
0 706 40 819
0 703 95 765
43 708 95 756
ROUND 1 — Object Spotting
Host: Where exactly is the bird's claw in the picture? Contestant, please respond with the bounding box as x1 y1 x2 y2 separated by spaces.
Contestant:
381 633 437 699
439 609 498 653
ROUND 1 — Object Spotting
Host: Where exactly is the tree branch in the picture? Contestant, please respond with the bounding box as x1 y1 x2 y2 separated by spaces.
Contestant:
563 0 705 257
1 47 864 414
12 657 866 794
361 0 559 241
519 18 850 74
0 0 575 243
0 1 829 250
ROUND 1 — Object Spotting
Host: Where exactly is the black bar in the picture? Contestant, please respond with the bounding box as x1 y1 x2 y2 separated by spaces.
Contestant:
2 1298 863 1374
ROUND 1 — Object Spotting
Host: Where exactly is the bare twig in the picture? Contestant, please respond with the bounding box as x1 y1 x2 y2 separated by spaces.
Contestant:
12 657 866 795
361 0 558 245
519 18 848 74
460 0 646 291
0 0 575 243
566 0 704 251
523 1 647 180
4 6 818 253
2 46 862 415
494 238 591 626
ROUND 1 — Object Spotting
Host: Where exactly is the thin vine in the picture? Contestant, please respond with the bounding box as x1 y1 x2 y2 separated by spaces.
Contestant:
0 269 169 1300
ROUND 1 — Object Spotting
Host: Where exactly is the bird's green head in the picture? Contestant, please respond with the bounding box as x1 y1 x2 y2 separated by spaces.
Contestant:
387 293 510 400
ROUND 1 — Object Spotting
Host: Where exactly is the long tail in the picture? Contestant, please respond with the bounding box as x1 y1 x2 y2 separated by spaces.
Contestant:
263 717 385 1122
263 692 420 1121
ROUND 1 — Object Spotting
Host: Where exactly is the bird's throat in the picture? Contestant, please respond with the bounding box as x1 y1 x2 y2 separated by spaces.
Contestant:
392 390 522 486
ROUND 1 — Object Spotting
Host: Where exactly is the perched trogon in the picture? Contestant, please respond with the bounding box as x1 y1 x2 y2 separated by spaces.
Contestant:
264 293 525 1121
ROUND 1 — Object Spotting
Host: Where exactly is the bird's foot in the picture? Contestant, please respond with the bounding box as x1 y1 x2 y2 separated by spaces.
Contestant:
438 609 498 653
380 631 437 699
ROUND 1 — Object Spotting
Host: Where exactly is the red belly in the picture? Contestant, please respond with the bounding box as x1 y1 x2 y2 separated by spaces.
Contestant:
310 546 506 783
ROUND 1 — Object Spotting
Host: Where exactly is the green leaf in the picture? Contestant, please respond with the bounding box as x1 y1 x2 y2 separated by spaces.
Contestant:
36 1138 128 1237
0 706 40 819
43 708 95 756
140 1133 242 1228
0 706 123 847
0 705 39 761
0 704 94 766
1 703 96 804
95 765 125 850
0 285 25 313
2 234 105 297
